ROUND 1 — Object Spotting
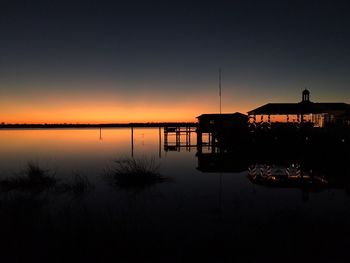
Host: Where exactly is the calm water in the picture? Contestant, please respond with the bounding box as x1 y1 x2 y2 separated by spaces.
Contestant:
1 128 350 262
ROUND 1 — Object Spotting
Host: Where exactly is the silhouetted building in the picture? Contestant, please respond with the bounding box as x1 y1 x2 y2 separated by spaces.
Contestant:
196 112 248 151
197 112 248 133
248 89 350 127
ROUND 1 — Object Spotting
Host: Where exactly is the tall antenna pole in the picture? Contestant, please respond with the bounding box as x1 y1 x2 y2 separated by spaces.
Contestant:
219 67 222 114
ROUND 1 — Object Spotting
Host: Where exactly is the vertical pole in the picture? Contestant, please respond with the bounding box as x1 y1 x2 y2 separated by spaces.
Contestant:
99 127 102 140
197 130 202 154
159 127 161 158
208 133 211 150
186 127 189 151
176 128 178 145
189 128 191 152
219 67 222 114
177 128 180 152
164 128 168 146
131 127 134 157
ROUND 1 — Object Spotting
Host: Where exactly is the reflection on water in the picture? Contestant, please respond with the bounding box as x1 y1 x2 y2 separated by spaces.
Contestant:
0 128 350 262
197 152 248 173
248 163 329 188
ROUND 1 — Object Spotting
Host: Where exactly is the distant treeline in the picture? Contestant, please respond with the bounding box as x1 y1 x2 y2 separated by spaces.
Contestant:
0 122 198 129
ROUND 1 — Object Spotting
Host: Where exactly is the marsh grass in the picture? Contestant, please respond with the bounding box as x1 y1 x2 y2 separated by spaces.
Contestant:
0 162 56 193
105 157 168 190
70 173 94 195
0 163 93 196
58 173 94 195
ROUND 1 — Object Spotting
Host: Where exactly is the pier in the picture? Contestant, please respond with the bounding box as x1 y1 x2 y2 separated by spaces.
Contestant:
163 126 197 152
127 125 197 156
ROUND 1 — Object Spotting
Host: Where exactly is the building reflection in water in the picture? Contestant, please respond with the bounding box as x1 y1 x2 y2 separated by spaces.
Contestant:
247 163 331 201
196 152 247 173
159 123 350 200
248 163 328 188
196 144 350 201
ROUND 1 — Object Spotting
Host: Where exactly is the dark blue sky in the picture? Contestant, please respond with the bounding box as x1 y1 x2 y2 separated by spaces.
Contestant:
1 0 350 122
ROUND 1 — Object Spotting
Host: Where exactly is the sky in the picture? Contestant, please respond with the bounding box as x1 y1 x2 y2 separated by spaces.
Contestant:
1 0 350 123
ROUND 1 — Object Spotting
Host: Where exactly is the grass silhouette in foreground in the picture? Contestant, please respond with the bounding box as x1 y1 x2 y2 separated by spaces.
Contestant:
105 157 168 190
0 162 93 195
58 172 94 195
0 162 56 192
0 158 168 195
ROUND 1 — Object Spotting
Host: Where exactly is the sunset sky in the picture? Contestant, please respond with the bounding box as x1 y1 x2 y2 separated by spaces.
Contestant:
1 0 350 123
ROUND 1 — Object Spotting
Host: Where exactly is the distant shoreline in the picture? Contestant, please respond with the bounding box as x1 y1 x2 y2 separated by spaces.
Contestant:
0 122 197 129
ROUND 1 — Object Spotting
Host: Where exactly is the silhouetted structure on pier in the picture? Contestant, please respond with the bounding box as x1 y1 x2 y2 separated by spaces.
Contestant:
163 126 197 152
248 89 350 128
196 112 248 152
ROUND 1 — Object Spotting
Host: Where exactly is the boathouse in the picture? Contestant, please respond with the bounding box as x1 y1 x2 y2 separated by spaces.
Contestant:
196 112 248 133
248 89 350 127
196 112 248 151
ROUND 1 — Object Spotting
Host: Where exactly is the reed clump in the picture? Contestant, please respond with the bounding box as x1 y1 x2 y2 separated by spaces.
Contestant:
59 173 93 195
106 157 167 189
0 162 56 192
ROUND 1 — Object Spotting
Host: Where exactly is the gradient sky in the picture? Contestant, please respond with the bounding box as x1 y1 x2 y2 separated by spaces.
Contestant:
1 0 350 123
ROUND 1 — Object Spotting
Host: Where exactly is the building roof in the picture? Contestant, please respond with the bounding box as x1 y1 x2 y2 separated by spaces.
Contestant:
248 102 350 115
197 112 247 119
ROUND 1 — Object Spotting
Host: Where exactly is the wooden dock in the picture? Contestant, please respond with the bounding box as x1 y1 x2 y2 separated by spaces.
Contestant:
164 126 197 152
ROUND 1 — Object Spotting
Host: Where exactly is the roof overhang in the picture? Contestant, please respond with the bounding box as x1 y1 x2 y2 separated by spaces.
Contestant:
248 102 350 116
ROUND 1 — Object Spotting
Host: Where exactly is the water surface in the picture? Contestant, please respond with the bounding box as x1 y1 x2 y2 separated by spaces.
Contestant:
1 128 349 262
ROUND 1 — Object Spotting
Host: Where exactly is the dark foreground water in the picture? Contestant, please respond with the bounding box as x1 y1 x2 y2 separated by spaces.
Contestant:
0 128 350 262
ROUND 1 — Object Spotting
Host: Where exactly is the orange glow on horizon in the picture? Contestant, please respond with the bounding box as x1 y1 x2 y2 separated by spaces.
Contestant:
2 106 249 124
2 97 253 124
0 85 261 124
